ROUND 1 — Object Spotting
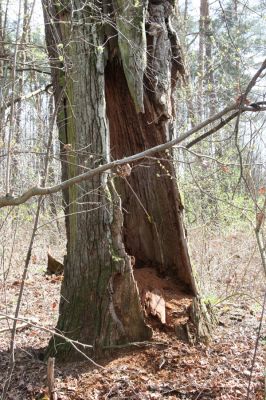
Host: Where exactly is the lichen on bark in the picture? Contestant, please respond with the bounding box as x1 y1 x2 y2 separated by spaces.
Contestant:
112 0 147 113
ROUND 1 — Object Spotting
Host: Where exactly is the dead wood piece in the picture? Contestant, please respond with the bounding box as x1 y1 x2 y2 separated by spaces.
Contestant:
47 253 64 275
188 297 217 344
174 323 192 343
173 297 217 344
144 289 166 324
47 357 57 400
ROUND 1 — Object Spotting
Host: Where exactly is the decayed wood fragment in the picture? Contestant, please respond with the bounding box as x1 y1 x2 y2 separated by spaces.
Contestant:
144 289 166 324
47 253 64 275
47 357 57 400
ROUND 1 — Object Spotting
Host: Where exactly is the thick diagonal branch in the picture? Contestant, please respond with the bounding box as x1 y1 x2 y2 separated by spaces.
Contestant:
1 104 266 208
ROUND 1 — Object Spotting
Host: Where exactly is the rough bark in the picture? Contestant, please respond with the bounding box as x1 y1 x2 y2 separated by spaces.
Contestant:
43 0 151 360
42 0 212 361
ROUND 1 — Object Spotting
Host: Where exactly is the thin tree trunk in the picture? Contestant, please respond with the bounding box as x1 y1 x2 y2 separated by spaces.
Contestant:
12 0 34 184
0 0 10 169
47 94 60 232
5 0 22 194
203 1 217 163
205 4 216 118
197 0 208 122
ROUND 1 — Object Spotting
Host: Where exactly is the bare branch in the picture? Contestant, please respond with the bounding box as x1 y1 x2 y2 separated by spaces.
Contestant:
8 66 51 75
186 111 239 148
1 56 266 209
186 106 266 149
0 102 237 207
1 83 52 112
243 59 266 98
0 105 265 209
0 313 104 369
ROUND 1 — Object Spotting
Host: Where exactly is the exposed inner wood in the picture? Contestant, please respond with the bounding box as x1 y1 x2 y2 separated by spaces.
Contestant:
134 267 193 330
106 61 196 294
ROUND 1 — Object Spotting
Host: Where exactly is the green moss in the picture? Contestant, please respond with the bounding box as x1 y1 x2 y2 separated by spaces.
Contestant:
58 72 65 88
111 253 123 262
45 289 89 360
111 251 125 273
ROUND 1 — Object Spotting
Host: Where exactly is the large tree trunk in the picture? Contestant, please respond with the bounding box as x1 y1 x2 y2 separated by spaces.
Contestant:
43 1 151 360
42 0 212 361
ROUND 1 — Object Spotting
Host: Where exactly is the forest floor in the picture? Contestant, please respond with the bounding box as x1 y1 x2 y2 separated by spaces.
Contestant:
0 222 265 400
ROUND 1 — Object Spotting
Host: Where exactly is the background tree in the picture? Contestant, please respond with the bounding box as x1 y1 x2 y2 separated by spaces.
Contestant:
0 0 59 200
175 0 266 228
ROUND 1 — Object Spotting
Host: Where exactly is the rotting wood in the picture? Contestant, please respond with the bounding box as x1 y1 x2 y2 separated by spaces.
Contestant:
47 253 64 275
144 289 166 324
42 0 151 361
47 357 57 400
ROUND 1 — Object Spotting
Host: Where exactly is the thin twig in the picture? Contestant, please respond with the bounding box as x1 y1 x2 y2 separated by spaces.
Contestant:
47 357 57 400
0 313 103 369
246 291 266 400
1 83 52 113
103 341 168 349
0 323 29 334
1 87 64 400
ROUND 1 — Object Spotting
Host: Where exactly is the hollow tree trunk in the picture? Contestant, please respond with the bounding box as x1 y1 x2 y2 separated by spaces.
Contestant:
106 63 196 293
43 1 151 360
105 0 196 292
42 0 212 361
